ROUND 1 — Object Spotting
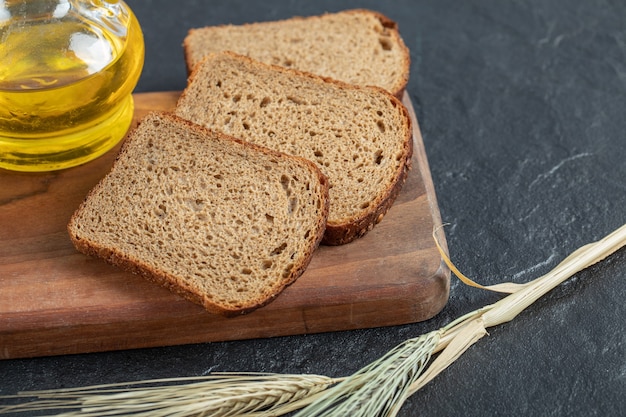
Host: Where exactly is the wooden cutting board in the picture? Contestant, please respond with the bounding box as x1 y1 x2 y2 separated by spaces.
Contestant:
0 92 449 359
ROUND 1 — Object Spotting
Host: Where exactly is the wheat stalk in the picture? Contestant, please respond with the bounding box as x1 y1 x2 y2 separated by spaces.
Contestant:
3 223 625 417
292 223 626 416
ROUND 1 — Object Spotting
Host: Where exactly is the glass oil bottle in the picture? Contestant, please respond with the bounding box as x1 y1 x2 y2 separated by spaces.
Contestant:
0 0 144 171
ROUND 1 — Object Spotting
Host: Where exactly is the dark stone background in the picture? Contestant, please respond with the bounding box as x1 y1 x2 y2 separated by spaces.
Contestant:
2 1 625 415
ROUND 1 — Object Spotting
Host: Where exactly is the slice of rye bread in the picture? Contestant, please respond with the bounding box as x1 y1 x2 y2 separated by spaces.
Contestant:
183 9 410 98
68 112 330 316
175 51 413 245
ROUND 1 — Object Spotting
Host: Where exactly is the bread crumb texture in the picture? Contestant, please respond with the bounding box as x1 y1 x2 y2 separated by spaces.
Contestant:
184 9 410 97
68 113 329 315
176 52 412 244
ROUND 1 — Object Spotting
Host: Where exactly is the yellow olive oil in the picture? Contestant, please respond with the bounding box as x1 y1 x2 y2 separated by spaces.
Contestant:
0 1 144 171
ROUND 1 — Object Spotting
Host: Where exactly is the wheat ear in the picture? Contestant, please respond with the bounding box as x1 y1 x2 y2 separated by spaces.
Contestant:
0 373 336 417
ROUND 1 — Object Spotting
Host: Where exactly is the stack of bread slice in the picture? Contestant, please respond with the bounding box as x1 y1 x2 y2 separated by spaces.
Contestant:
68 9 413 315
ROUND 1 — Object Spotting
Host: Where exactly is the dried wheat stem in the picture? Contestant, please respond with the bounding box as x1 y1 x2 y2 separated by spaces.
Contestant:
408 222 626 397
482 223 626 327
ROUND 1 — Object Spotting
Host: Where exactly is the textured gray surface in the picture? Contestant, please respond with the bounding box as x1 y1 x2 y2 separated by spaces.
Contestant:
2 1 626 416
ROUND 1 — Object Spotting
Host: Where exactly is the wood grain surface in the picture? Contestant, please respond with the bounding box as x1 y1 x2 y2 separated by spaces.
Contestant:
0 92 449 359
